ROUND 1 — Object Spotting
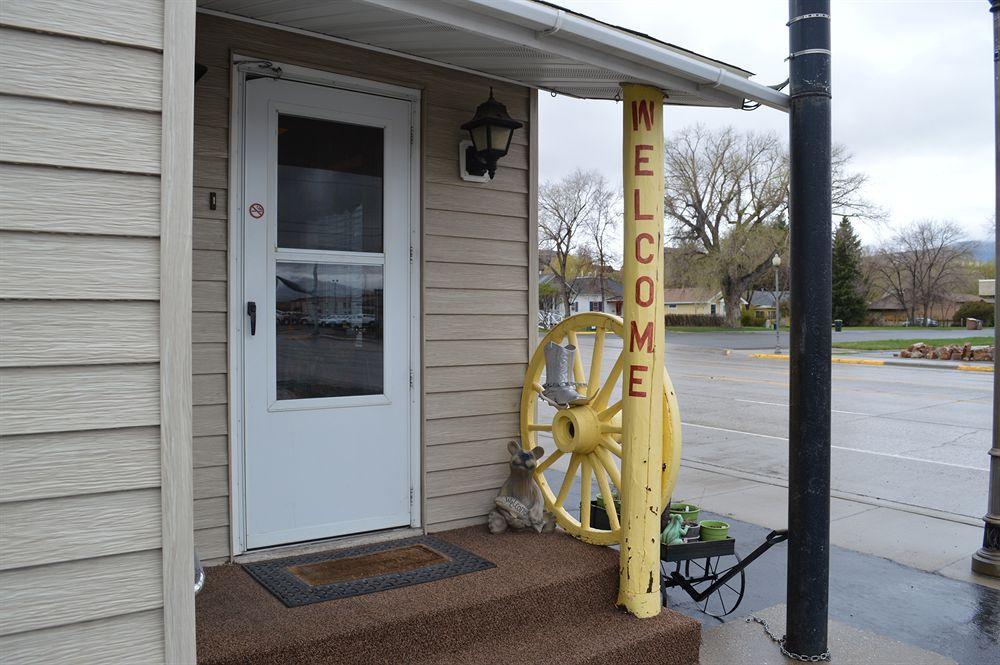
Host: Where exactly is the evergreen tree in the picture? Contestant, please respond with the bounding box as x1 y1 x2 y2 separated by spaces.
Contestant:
831 216 869 325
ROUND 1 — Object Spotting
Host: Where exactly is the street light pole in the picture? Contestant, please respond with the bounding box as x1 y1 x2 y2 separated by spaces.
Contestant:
972 0 1000 579
772 254 782 353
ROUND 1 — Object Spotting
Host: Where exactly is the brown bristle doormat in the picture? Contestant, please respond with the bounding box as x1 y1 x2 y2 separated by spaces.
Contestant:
242 535 495 607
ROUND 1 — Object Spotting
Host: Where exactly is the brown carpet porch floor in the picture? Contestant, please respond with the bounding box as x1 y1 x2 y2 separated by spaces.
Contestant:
196 526 700 665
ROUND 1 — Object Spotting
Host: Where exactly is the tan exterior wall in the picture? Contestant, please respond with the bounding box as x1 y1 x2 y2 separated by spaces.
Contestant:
192 15 533 561
665 303 714 315
0 1 195 660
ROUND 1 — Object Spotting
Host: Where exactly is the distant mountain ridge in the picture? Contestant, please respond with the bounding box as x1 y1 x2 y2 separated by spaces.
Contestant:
965 240 995 262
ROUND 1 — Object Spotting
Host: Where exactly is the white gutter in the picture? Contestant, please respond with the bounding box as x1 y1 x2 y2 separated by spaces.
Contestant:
358 0 789 111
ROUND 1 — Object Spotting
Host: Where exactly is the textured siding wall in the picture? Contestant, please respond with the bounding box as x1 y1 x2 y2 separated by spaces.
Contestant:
193 14 533 557
0 1 169 661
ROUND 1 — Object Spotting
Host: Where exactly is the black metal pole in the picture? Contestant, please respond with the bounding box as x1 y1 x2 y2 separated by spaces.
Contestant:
972 0 1000 579
786 0 832 658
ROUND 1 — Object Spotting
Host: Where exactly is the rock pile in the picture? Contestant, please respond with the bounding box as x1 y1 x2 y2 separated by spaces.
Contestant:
897 342 994 361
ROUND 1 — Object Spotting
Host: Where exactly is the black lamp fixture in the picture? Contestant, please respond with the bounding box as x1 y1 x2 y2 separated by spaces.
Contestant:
460 87 524 180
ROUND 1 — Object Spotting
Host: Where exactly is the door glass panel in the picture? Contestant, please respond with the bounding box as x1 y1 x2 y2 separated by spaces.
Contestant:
277 115 383 252
275 262 384 400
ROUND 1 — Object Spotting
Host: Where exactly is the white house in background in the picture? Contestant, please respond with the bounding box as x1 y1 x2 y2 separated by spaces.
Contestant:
663 288 733 317
539 274 624 319
569 277 623 315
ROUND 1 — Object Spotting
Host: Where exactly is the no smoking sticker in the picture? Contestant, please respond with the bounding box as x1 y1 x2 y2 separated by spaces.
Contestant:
249 202 265 219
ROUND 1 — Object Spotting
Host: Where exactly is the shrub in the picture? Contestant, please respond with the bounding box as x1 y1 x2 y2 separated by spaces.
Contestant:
740 309 757 327
665 314 723 327
952 300 995 327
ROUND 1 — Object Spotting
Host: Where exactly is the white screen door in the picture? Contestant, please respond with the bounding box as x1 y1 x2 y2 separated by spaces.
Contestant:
241 77 412 549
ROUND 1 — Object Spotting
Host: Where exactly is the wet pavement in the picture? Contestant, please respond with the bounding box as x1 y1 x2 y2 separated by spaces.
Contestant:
552 470 1000 664
672 512 1000 665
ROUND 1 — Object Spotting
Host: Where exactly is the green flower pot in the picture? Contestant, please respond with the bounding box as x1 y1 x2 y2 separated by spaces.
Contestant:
699 520 730 541
669 502 700 523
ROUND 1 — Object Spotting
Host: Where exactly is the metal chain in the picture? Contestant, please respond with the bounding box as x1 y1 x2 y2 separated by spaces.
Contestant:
746 616 832 662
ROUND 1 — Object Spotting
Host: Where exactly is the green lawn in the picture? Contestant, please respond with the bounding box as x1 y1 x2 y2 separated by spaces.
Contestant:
832 337 994 351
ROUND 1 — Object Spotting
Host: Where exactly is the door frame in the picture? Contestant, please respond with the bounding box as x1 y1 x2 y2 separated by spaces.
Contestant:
226 56 422 556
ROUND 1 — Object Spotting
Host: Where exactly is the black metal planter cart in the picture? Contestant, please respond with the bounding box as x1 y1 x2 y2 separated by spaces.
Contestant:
661 529 788 618
591 501 788 619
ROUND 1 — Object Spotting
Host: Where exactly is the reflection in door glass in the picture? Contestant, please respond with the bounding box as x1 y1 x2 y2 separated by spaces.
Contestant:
277 115 383 252
276 262 383 399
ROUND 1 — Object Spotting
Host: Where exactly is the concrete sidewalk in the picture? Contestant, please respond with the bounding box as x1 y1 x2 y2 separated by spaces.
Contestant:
672 461 1000 591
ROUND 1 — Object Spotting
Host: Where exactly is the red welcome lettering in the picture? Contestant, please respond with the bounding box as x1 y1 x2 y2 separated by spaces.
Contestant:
634 144 653 176
631 100 655 131
633 189 653 221
635 233 655 264
635 276 654 307
628 365 648 397
629 321 654 352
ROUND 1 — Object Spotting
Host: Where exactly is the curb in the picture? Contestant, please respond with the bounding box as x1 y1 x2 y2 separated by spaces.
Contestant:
749 353 994 373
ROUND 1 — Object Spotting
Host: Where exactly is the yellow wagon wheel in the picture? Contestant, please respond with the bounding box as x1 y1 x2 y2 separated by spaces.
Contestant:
520 312 682 546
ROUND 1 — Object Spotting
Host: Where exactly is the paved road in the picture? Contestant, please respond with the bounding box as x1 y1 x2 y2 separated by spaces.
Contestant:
534 333 994 522
666 327 996 350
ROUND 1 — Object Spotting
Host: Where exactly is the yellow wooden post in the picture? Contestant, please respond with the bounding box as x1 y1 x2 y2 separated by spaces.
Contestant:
617 83 665 618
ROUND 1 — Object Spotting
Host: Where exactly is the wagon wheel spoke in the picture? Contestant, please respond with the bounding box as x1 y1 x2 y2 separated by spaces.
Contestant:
593 351 623 408
599 400 622 421
587 327 606 397
535 450 564 475
566 331 587 389
555 454 582 509
593 446 621 488
591 454 620 530
599 436 623 458
580 456 592 528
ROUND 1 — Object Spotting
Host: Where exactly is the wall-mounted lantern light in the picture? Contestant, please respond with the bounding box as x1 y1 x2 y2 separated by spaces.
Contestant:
459 87 523 181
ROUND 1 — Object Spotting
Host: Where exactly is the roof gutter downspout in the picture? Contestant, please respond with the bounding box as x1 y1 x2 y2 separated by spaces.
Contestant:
468 0 790 111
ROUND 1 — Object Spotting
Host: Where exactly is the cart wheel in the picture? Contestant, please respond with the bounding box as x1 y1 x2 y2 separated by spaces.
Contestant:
687 554 746 619
520 313 683 545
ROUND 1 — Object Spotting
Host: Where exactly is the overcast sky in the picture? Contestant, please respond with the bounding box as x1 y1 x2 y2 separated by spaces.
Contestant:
538 1 995 245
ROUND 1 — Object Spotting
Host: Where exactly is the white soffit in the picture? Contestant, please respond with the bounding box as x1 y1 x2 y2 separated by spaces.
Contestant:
197 0 789 111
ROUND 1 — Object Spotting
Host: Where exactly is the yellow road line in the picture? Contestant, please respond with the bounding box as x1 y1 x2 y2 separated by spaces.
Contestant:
833 357 885 366
752 352 884 366
751 353 993 372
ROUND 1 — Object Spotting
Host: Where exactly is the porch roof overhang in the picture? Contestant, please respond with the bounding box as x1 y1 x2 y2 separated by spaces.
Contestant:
196 0 790 112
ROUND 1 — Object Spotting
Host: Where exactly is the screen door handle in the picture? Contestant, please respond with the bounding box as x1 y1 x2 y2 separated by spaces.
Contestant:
246 301 257 336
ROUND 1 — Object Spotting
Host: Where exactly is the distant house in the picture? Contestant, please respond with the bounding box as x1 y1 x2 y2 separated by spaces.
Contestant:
569 276 623 315
867 294 908 324
538 274 624 319
748 290 790 323
663 288 731 317
867 292 984 325
980 279 996 303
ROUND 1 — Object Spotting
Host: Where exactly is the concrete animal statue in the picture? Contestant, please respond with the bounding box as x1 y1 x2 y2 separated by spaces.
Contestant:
488 441 556 534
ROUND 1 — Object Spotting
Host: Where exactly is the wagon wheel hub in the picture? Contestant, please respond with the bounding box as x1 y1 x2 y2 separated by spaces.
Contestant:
551 406 605 454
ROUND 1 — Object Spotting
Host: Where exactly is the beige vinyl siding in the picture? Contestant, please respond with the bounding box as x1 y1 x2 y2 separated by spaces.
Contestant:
0 4 169 662
192 14 532 549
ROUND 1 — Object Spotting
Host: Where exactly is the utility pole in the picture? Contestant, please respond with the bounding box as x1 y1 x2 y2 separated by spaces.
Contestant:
772 253 782 353
972 0 1000 579
785 0 833 659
